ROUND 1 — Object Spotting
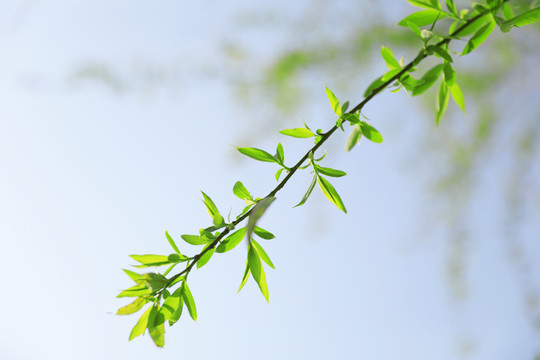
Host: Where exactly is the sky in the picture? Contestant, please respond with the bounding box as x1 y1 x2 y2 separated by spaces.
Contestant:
0 1 539 359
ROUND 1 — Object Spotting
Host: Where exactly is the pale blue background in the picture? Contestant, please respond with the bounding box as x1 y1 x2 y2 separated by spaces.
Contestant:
0 1 538 359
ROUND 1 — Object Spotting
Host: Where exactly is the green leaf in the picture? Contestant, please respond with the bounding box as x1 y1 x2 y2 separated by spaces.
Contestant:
501 2 514 21
381 46 401 69
130 254 170 266
398 9 447 27
381 68 402 82
182 282 197 321
275 143 285 165
501 7 540 28
363 76 385 97
315 165 347 177
407 0 441 10
181 234 209 246
443 61 456 86
449 82 465 112
148 319 165 348
196 244 215 269
341 101 349 113
427 45 453 62
345 125 362 152
165 231 182 255
279 128 315 138
246 196 276 247
142 273 168 292
461 20 495 55
411 64 444 96
436 80 450 126
129 305 152 341
275 168 285 182
317 175 347 213
325 87 341 116
406 21 423 38
399 74 425 92
251 239 275 269
233 181 252 201
216 227 247 253
237 258 251 293
123 269 144 283
248 242 269 302
236 147 277 163
201 191 224 227
446 0 457 16
117 297 149 315
294 174 317 208
253 226 275 240
162 287 182 323
168 288 184 326
341 112 360 125
360 121 383 143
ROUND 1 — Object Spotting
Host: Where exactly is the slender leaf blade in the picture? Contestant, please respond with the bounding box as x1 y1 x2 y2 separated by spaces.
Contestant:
248 242 269 302
196 244 215 269
129 305 152 341
236 147 277 163
165 231 182 255
450 82 465 112
279 128 315 138
117 297 149 315
233 181 252 201
182 282 197 321
360 121 383 143
325 87 341 116
294 174 317 208
398 9 447 27
216 227 247 253
346 125 362 151
317 176 347 213
251 239 275 269
181 234 209 246
253 226 275 240
436 80 450 126
461 20 495 55
381 46 401 69
238 258 251 293
315 165 347 177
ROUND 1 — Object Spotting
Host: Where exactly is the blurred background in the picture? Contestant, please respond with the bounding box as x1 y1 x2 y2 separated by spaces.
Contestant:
0 1 539 359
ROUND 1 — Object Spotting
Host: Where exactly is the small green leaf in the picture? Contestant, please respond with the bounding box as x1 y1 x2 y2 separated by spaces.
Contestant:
196 244 215 269
201 191 224 227
406 21 423 38
360 121 383 143
443 61 456 86
427 45 453 62
449 82 465 112
162 287 182 323
317 175 347 213
275 168 285 182
253 226 275 240
246 196 276 246
143 273 168 292
165 231 182 255
501 7 540 28
407 0 441 10
123 269 144 283
315 165 347 177
325 87 341 116
294 174 317 208
381 46 401 69
436 80 450 126
341 101 349 113
279 128 315 138
345 125 362 152
182 282 197 321
181 234 209 246
501 2 514 21
117 297 149 315
251 239 275 269
129 305 152 341
341 112 360 125
148 319 165 348
461 20 495 55
216 227 247 253
236 147 277 163
275 143 285 165
412 64 444 96
446 0 457 16
363 76 385 97
381 69 402 82
238 258 251 293
233 181 252 201
248 242 269 302
398 9 447 27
